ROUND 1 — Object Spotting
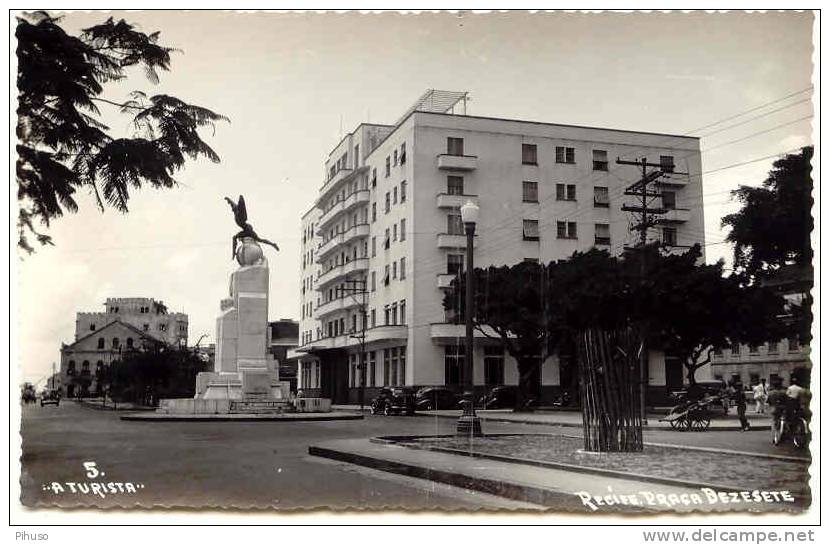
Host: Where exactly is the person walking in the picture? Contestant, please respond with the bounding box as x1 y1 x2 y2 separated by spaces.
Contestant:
753 378 769 414
732 381 751 431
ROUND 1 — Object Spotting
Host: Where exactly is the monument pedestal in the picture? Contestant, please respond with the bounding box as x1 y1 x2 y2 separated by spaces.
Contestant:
193 238 290 412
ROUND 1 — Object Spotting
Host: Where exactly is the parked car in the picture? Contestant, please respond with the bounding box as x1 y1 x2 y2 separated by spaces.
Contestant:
479 385 538 410
370 387 416 416
415 387 461 411
40 389 61 407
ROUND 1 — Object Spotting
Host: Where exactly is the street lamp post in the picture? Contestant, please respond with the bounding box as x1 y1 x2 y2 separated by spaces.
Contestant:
457 200 483 437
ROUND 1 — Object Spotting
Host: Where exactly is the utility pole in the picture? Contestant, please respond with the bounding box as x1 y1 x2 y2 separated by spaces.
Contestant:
343 278 368 410
618 157 672 424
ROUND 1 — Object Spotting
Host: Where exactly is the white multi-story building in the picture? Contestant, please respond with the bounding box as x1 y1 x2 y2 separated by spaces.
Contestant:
290 90 706 405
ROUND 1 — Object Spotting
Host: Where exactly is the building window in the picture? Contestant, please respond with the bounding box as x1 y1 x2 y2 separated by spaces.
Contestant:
444 346 464 386
159 323 167 332
384 228 391 249
143 324 149 331
392 261 397 279
112 338 120 349
662 191 677 210
522 181 539 203
89 324 96 331
447 137 464 156
523 219 540 241
393 223 398 242
385 156 390 177
372 168 377 187
371 203 377 222
385 192 390 213
484 346 505 386
390 348 399 385
788 337 800 351
731 344 740 356
556 183 576 201
372 236 376 257
400 181 407 203
126 337 134 349
592 149 608 171
384 265 390 285
400 257 406 280
399 346 406 385
97 338 105 349
400 142 406 164
371 271 376 291
768 341 779 354
448 213 464 235
663 227 677 246
522 143 538 165
393 186 398 204
447 254 464 275
557 221 577 239
368 351 377 387
660 155 675 173
748 343 759 354
593 186 609 208
556 146 575 164
400 219 406 241
370 309 376 328
595 223 611 246
399 300 406 324
383 349 391 386
393 149 398 166
447 176 464 195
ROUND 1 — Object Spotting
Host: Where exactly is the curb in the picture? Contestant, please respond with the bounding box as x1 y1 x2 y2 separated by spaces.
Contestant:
307 444 658 513
120 413 364 422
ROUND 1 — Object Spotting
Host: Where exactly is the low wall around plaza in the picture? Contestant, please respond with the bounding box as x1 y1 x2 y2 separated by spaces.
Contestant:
158 398 232 414
294 398 332 413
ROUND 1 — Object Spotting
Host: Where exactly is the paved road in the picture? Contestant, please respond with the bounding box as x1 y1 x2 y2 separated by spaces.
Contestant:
19 402 808 510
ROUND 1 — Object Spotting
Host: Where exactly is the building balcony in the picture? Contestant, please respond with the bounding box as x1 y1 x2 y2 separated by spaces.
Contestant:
437 154 478 171
292 325 408 354
436 273 458 290
658 208 692 223
314 296 362 320
317 189 371 231
317 223 370 261
436 193 479 209
436 233 476 249
317 257 369 287
316 166 368 206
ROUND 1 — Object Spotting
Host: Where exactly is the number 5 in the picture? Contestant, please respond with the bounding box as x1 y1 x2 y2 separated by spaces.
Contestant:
83 461 99 479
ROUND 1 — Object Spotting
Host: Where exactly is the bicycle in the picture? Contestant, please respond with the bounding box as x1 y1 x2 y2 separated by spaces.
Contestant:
771 410 810 449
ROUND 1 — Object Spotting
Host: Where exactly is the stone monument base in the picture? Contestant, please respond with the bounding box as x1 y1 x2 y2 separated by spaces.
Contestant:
195 371 291 408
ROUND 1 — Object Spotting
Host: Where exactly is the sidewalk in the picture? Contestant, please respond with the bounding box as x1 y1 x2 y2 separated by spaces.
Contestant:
309 438 804 513
331 405 772 430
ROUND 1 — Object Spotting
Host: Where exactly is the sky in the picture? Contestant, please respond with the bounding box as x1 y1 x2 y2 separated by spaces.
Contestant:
14 10 815 385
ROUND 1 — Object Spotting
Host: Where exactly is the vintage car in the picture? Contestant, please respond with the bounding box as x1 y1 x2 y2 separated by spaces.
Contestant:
478 385 538 410
370 387 416 416
414 387 461 411
40 389 61 407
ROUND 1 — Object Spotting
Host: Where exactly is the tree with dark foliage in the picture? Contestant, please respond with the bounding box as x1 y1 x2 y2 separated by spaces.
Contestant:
722 147 813 278
100 346 206 406
721 146 813 344
16 12 228 252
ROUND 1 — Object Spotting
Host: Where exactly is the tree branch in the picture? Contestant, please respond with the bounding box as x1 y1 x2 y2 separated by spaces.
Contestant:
91 97 147 111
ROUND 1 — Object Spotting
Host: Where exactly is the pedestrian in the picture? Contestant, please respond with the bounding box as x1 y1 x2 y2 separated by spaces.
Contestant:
753 378 769 414
732 381 751 431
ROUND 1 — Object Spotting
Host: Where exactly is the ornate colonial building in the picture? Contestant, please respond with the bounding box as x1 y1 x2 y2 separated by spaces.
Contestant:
58 297 188 397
